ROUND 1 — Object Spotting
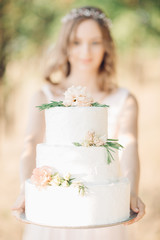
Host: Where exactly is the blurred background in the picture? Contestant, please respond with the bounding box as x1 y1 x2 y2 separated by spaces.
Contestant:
0 0 160 239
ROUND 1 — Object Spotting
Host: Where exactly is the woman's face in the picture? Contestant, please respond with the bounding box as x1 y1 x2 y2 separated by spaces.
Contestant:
68 19 105 73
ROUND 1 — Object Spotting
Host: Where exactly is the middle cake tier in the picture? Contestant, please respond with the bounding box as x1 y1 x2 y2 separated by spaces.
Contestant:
36 144 121 182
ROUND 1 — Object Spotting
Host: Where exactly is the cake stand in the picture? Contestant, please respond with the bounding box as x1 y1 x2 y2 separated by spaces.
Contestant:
14 210 138 228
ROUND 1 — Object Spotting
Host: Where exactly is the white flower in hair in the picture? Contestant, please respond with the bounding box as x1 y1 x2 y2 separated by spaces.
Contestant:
61 8 112 28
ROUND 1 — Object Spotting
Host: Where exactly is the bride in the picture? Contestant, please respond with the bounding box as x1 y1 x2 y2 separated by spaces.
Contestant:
12 6 145 240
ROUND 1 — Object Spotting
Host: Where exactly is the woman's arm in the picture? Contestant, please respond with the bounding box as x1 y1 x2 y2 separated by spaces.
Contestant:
118 93 145 224
12 90 47 213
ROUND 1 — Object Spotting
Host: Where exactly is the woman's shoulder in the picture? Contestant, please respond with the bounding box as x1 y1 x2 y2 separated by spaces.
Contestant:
104 87 138 113
116 87 138 104
123 88 138 106
120 88 138 112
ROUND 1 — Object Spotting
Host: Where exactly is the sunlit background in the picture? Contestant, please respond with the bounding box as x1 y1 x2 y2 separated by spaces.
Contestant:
0 0 160 239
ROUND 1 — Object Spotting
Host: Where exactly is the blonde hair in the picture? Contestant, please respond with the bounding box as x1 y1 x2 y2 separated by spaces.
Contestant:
44 6 118 93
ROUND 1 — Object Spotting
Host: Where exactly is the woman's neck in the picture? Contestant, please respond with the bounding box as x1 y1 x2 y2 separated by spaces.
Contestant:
48 69 109 102
65 69 100 94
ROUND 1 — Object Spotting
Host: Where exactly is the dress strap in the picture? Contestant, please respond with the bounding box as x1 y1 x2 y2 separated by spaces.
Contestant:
116 88 129 115
103 87 130 138
41 85 54 103
104 87 129 114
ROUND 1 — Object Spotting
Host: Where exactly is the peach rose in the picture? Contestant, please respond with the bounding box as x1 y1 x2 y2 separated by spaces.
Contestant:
31 166 52 187
63 86 93 107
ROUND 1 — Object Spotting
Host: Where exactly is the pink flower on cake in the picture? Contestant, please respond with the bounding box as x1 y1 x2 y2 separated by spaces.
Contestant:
31 166 52 187
63 86 93 107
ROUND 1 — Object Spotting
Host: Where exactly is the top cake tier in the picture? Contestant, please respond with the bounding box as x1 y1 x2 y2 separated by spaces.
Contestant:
45 107 108 146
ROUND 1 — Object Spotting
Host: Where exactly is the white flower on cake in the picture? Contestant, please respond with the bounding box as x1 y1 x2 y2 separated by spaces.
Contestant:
72 181 88 196
52 173 61 186
93 135 107 147
31 166 87 195
82 131 95 147
79 186 85 196
63 173 71 181
63 86 94 107
36 85 109 110
81 131 107 147
62 180 70 187
73 131 123 164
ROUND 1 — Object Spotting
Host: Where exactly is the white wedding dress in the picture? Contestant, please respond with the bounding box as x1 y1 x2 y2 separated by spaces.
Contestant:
23 84 130 240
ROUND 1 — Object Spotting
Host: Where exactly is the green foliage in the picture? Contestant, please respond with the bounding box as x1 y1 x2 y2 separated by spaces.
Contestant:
36 101 109 110
36 101 65 110
1 0 159 80
104 139 124 164
73 138 123 165
72 0 160 50
1 0 60 59
1 0 159 58
73 142 82 147
91 102 109 107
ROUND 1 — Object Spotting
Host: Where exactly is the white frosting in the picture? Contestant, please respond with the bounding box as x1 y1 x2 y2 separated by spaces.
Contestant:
25 105 130 226
36 144 121 182
45 107 108 145
25 178 130 227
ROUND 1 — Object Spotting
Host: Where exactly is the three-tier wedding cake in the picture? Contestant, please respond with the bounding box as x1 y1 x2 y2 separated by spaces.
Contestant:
25 86 130 227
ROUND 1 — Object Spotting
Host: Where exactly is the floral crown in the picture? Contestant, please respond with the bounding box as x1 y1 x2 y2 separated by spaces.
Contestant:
61 8 112 28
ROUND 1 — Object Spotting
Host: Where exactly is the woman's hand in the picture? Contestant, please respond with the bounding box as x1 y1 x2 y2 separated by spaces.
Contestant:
124 194 145 225
12 192 25 219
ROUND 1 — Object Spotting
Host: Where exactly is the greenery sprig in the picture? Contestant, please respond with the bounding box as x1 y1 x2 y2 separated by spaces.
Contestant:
91 102 109 107
78 184 88 196
73 139 123 164
36 101 65 110
103 139 123 164
36 101 109 110
48 172 87 196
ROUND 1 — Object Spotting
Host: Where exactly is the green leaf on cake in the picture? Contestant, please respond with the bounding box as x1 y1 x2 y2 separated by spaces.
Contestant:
104 146 115 153
36 101 109 110
107 139 119 141
73 142 82 146
106 149 112 164
68 178 76 185
73 137 123 165
91 102 109 107
36 101 65 110
104 139 124 164
107 142 124 149
78 184 88 196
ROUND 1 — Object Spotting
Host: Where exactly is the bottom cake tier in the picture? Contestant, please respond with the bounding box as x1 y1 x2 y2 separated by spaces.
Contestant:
25 178 130 227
